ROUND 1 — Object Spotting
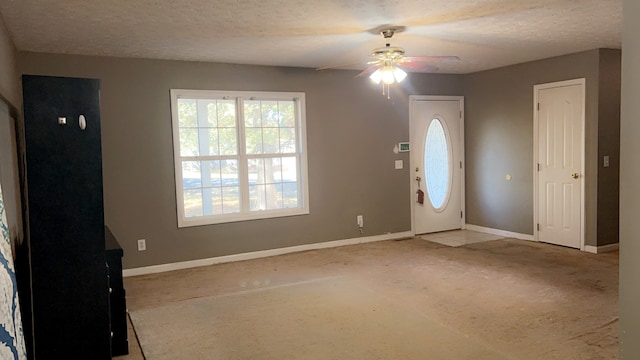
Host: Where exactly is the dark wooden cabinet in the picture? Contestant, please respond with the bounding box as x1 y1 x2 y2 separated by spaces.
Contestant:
18 75 112 359
106 227 128 356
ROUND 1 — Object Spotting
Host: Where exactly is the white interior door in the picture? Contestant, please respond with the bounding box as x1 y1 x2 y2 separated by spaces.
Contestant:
534 79 585 249
410 96 464 234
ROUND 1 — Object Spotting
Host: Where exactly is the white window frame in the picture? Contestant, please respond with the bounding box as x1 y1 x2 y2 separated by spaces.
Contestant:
170 89 309 227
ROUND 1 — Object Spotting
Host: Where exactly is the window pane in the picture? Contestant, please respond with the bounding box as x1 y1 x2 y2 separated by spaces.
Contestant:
198 100 217 127
248 157 297 212
244 101 261 127
182 161 201 189
263 128 279 154
279 101 295 127
282 157 297 182
248 158 265 185
266 157 282 183
179 128 199 156
203 160 221 187
205 101 218 127
207 187 222 215
209 128 219 156
221 160 239 186
198 128 219 156
283 182 298 208
424 118 450 210
266 183 283 210
177 99 197 127
222 186 240 213
184 189 203 217
245 128 263 154
202 188 213 216
217 100 237 127
219 128 238 155
280 127 296 153
262 101 279 127
249 184 266 211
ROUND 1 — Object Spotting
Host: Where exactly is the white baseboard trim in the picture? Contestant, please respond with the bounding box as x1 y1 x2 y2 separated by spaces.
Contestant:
584 243 619 254
123 231 413 277
464 224 534 241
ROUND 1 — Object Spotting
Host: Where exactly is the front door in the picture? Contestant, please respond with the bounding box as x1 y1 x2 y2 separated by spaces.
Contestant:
410 96 464 234
534 79 585 249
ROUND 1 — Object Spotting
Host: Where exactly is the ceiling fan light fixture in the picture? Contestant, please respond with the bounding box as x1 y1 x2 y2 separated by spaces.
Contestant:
392 66 407 83
369 64 407 85
381 65 396 84
370 68 383 84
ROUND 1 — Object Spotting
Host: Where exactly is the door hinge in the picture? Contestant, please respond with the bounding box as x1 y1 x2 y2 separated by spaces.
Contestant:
537 223 540 231
459 110 462 118
461 211 463 219
537 163 540 171
460 161 462 169
537 103 540 111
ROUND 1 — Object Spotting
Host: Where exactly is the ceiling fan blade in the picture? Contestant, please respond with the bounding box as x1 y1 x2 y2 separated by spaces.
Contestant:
355 65 380 78
316 62 366 71
403 56 460 63
399 62 440 73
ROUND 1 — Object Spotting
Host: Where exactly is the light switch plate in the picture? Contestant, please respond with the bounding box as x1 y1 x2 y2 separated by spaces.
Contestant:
603 155 610 168
395 160 403 169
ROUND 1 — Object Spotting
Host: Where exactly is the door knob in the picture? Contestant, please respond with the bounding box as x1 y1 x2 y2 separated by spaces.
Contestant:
571 173 580 179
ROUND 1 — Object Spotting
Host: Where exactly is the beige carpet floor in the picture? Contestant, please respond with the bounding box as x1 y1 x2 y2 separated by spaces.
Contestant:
130 276 508 359
120 232 619 360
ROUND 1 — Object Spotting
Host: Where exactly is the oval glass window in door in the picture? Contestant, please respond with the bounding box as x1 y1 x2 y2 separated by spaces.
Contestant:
424 118 451 210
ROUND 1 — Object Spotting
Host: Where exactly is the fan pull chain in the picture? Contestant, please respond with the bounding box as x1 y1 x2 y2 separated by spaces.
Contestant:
381 83 391 100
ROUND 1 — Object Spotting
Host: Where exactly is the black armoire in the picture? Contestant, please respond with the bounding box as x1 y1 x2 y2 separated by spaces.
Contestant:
18 75 112 359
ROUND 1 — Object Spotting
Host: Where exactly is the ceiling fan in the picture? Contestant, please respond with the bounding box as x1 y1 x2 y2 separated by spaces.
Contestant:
318 27 460 98
360 28 460 79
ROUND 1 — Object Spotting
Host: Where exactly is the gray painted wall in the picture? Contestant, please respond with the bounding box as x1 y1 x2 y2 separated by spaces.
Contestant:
597 49 621 246
17 48 620 268
0 15 19 109
0 101 22 249
19 52 463 269
620 0 640 356
0 15 22 254
463 49 620 247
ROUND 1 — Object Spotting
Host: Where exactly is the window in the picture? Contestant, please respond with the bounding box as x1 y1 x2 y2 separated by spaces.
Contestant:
170 89 309 227
424 118 451 211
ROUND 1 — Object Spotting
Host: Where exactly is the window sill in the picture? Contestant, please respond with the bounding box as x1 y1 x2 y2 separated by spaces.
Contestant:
177 208 310 228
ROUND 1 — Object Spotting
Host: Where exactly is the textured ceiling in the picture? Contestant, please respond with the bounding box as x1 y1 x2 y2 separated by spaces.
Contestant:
0 0 622 74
